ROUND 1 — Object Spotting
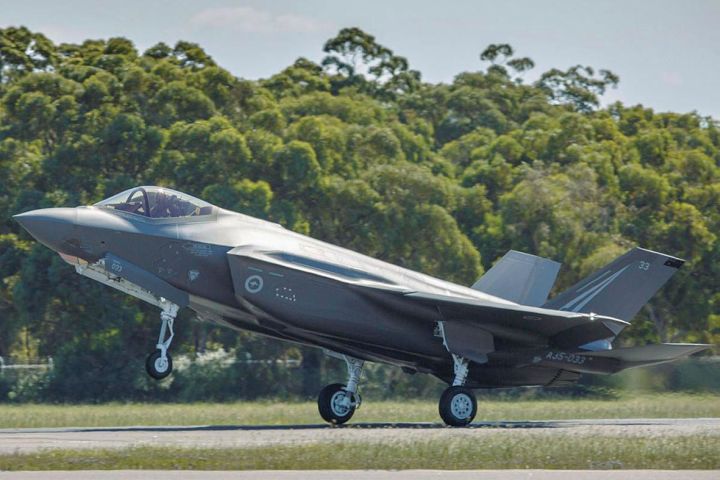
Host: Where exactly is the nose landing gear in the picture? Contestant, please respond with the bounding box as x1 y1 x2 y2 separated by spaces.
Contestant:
146 302 178 380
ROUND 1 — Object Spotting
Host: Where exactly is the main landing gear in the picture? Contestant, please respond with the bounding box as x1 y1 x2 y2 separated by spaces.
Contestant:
438 354 478 427
146 302 179 380
315 352 477 427
318 355 364 425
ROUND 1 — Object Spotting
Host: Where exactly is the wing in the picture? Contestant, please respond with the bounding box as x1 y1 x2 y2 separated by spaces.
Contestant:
406 291 629 347
228 245 628 349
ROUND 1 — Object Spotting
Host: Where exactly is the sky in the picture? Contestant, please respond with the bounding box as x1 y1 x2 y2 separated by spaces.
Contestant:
2 0 719 118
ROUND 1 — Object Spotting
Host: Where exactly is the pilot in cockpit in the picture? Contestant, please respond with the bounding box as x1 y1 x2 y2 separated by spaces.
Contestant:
150 191 174 218
151 192 195 218
150 191 181 218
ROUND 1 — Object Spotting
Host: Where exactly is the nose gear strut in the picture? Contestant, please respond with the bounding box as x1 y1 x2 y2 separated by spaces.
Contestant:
146 301 179 380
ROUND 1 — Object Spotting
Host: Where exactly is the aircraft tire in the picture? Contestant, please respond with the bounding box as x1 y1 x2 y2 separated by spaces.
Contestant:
318 383 356 425
145 349 173 380
439 386 477 427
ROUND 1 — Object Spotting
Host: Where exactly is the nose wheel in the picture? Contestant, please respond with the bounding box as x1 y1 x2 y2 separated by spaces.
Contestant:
146 349 173 379
146 303 178 380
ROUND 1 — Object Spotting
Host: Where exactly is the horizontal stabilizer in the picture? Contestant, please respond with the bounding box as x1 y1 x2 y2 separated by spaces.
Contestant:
543 247 684 322
578 343 711 369
472 250 561 306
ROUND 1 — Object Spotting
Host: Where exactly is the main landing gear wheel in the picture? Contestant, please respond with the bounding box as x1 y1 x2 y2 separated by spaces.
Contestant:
318 383 358 425
317 354 364 425
146 349 173 380
439 386 477 427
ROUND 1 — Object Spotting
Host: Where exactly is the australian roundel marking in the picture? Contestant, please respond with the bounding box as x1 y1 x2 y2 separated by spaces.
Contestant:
245 275 264 294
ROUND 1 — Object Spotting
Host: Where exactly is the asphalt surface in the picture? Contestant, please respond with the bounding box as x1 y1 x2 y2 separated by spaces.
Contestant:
1 418 719 454
1 471 719 480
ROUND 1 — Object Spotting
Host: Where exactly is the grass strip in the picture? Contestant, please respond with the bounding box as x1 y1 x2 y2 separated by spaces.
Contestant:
1 436 719 470
1 394 719 428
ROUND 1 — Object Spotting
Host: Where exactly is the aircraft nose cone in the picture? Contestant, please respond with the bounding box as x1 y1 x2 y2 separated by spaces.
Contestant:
13 208 77 253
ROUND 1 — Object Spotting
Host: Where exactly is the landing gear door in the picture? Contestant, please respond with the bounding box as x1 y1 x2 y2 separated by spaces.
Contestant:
442 321 494 364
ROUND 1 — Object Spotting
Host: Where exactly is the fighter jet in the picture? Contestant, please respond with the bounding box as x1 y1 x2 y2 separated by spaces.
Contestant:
14 186 711 426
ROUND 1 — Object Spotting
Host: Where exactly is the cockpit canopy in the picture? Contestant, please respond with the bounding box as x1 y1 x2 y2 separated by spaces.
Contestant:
95 186 214 218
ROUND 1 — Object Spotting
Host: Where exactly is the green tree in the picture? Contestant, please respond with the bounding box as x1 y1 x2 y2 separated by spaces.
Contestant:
0 26 56 83
537 65 619 113
322 27 420 99
0 28 717 402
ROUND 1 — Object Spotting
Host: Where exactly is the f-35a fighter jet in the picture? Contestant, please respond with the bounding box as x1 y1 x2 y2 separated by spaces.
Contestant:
15 186 711 426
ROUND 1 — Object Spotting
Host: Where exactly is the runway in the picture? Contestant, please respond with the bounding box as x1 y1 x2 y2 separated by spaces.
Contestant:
1 418 719 454
1 471 719 479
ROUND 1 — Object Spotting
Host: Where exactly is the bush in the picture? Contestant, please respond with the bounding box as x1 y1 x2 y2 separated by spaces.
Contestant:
43 335 151 402
0 375 12 401
6 370 50 402
2 347 717 403
168 348 305 402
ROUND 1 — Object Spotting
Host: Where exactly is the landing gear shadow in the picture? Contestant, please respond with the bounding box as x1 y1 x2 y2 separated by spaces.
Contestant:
61 420 584 434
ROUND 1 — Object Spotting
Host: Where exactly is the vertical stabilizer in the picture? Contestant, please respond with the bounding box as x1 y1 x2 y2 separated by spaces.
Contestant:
472 250 561 306
543 247 683 322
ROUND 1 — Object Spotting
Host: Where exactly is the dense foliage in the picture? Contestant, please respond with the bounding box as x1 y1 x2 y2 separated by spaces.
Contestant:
0 26 718 401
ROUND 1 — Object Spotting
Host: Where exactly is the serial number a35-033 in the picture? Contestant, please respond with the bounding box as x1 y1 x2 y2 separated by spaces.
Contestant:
545 351 586 365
